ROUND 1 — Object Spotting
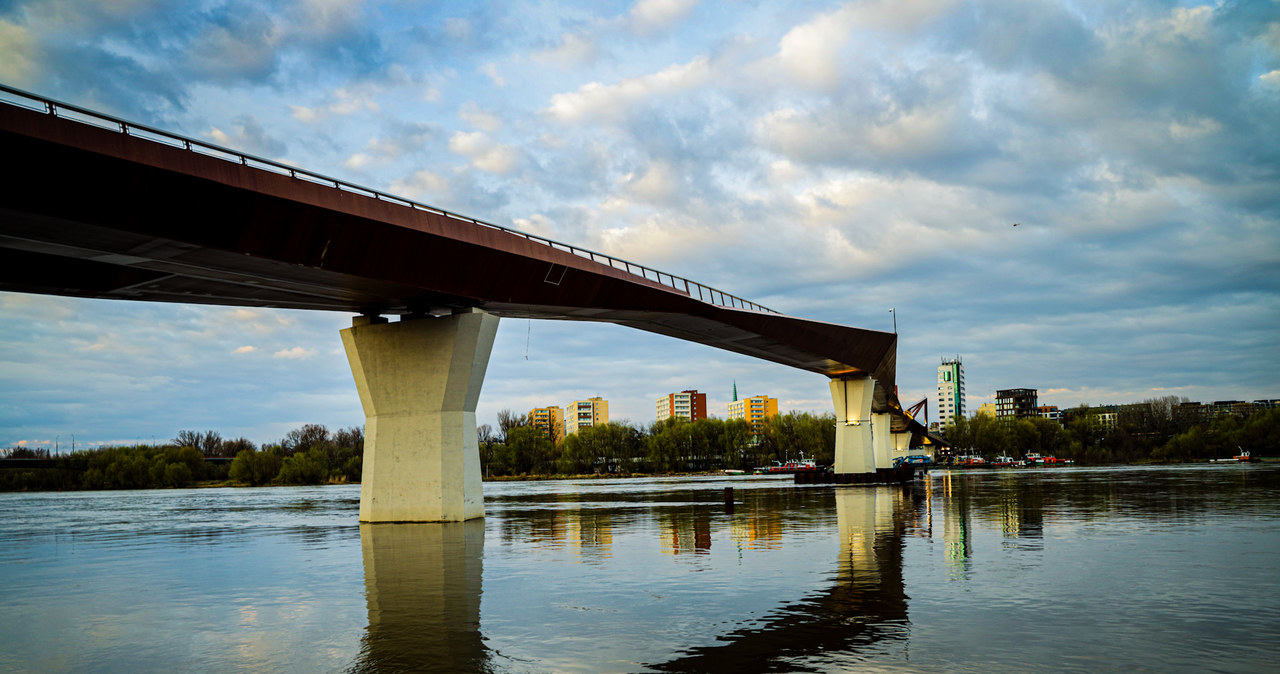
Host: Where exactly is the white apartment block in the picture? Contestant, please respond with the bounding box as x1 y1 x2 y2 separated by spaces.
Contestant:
938 357 965 425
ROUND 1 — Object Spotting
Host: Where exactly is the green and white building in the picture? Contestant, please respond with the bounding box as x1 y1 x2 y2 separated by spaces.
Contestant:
937 357 965 426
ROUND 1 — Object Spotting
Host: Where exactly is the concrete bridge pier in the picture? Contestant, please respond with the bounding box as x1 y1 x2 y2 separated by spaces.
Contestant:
830 376 876 474
341 309 499 522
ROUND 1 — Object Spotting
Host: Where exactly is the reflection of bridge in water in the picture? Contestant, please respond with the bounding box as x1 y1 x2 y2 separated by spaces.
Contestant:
351 485 922 671
347 472 1068 670
0 85 934 522
648 488 915 671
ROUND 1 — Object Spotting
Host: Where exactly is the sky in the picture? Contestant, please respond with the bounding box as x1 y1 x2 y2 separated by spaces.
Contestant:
1 0 1278 450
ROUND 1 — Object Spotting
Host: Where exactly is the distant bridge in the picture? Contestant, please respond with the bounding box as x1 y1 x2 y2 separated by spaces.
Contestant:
0 84 929 521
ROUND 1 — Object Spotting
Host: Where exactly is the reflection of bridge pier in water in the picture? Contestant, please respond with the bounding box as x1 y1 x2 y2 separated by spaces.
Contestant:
350 522 488 672
649 486 914 671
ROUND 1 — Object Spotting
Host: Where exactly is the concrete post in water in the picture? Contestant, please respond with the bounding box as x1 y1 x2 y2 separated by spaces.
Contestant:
342 309 499 522
872 413 894 469
830 375 876 474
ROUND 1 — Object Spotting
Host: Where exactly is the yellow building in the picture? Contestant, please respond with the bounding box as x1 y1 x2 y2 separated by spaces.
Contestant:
727 395 778 436
528 406 564 442
564 397 608 436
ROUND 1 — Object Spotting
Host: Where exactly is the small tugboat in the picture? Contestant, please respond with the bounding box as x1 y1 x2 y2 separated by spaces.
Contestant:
1211 450 1258 463
753 454 825 474
1023 453 1073 466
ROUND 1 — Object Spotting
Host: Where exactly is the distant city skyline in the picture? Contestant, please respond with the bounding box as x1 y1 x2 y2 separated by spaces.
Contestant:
2 1 1276 448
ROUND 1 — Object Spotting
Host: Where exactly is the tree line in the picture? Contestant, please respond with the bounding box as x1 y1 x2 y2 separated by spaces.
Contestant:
5 397 1275 491
0 425 364 492
477 410 836 477
942 396 1280 463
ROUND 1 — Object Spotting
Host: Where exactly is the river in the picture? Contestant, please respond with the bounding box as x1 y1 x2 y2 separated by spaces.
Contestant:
1 463 1277 672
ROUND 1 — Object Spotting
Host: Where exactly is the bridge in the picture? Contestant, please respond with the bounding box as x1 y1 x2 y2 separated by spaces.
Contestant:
0 84 930 521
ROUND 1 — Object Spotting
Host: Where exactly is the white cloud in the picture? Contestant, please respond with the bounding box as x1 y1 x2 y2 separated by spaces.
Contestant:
623 160 680 206
532 32 598 68
546 56 713 123
289 84 382 123
628 0 699 36
771 4 859 91
479 63 505 88
459 101 502 132
448 131 519 174
389 170 450 202
1168 116 1221 140
232 346 257 354
272 346 316 360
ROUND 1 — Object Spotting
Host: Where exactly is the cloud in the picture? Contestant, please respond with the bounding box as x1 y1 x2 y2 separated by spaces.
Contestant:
207 115 287 158
185 5 283 83
0 20 40 85
458 101 502 132
389 170 451 202
232 346 257 354
531 32 598 68
479 63 505 87
448 131 519 174
272 346 316 360
3 0 1277 448
546 55 714 123
627 0 700 36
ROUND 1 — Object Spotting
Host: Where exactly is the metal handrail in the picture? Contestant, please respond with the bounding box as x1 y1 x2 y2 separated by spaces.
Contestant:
0 83 779 315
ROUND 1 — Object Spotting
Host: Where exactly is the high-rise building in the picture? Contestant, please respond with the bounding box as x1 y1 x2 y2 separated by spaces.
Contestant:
528 406 564 442
996 389 1038 419
727 394 778 436
937 357 965 425
564 397 609 436
656 390 707 423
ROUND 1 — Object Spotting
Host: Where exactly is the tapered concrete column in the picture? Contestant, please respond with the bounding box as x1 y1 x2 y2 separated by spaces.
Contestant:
830 376 875 474
872 413 893 469
342 309 499 522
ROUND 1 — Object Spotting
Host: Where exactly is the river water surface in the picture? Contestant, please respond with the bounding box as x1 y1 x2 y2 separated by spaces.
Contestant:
1 463 1277 672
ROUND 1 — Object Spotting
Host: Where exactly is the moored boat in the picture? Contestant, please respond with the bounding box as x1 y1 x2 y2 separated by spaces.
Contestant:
753 456 825 474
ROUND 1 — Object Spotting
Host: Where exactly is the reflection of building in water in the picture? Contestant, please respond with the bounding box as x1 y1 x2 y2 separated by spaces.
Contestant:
727 506 784 550
939 472 972 577
564 509 613 559
352 521 487 672
498 509 614 559
659 509 712 555
649 486 911 671
999 477 1044 549
926 470 1047 568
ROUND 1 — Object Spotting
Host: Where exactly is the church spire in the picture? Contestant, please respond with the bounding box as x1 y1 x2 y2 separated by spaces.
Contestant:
732 380 738 402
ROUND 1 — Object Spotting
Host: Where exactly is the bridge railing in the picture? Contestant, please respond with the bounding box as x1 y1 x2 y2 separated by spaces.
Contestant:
0 84 779 315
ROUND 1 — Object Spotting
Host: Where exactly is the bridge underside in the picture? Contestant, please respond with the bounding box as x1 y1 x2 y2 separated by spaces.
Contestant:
1 99 931 521
0 104 897 397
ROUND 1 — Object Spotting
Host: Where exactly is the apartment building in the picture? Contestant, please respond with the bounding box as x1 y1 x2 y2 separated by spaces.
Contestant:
937 357 965 426
528 406 564 442
564 397 609 436
727 395 779 436
656 390 707 423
